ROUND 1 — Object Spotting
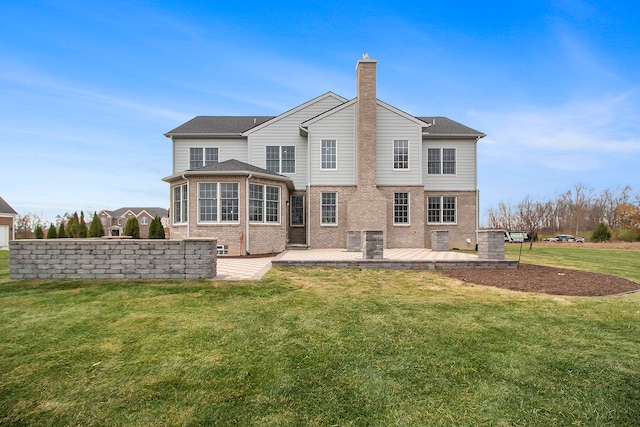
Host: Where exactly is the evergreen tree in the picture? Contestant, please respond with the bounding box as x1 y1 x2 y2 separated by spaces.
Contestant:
124 217 140 239
78 211 88 238
88 212 105 238
591 222 612 242
34 225 44 239
66 212 80 238
148 215 166 239
47 224 57 239
58 222 67 238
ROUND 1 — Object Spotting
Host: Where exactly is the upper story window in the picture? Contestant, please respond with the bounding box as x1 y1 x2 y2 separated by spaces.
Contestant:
173 184 188 224
321 140 337 169
140 217 149 225
190 147 219 169
198 182 239 223
321 192 337 225
393 140 409 170
427 148 456 175
427 196 456 224
394 192 410 225
249 184 280 224
266 146 295 174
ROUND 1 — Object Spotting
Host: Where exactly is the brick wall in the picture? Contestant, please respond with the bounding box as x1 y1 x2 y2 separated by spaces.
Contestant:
424 190 478 250
9 239 217 280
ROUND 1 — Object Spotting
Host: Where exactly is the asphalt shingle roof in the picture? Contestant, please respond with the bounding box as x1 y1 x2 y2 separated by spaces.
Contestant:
165 116 275 136
0 196 17 215
104 207 168 218
418 117 485 137
190 159 285 177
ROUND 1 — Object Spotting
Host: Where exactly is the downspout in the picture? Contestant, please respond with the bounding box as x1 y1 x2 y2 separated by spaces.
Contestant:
307 129 312 248
246 174 252 255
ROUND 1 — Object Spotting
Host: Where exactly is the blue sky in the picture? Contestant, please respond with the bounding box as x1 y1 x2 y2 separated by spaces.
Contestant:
1 0 639 225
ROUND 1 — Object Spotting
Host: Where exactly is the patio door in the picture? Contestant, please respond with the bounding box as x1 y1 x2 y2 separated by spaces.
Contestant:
288 195 306 244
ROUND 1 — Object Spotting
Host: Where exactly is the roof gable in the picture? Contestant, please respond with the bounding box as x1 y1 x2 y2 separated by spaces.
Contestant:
0 196 17 215
241 92 347 136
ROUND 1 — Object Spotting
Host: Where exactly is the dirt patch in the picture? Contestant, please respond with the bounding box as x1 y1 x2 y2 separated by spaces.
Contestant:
441 264 640 296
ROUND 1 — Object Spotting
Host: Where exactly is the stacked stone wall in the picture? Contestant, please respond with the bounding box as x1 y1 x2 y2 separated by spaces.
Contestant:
9 239 217 280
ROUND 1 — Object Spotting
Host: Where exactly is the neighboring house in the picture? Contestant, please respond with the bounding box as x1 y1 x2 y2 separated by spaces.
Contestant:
98 208 169 238
163 55 485 256
0 196 18 247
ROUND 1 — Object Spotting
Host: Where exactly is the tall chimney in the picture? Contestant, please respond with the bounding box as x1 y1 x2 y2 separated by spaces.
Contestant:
356 53 377 189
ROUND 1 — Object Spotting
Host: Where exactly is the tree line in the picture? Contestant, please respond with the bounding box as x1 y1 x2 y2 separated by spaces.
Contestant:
15 211 165 240
486 184 640 242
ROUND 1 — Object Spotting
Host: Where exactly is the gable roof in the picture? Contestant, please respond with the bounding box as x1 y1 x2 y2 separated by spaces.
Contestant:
101 207 168 218
162 159 294 189
0 196 17 216
418 117 485 138
241 92 348 136
165 116 274 137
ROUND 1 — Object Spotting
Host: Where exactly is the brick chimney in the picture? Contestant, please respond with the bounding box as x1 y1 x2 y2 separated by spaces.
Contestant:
347 54 388 247
356 53 377 189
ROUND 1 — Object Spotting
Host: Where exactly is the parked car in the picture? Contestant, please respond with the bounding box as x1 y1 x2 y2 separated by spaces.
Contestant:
555 234 585 242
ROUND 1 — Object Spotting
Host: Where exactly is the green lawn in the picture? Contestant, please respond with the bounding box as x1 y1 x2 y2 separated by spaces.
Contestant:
1 249 639 426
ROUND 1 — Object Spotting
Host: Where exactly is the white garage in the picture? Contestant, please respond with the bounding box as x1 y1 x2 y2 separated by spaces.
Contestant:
0 225 8 247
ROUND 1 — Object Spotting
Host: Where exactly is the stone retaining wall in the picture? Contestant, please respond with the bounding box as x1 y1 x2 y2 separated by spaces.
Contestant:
9 239 217 280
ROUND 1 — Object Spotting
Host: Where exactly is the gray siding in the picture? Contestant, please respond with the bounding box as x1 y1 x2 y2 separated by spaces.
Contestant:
376 104 423 186
173 138 248 173
422 139 477 190
248 94 345 190
308 103 356 185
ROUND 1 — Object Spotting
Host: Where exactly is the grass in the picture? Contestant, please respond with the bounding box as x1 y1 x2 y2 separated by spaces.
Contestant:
505 243 640 282
1 249 639 425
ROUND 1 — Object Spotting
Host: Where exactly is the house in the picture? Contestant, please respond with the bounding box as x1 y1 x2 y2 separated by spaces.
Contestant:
163 55 485 256
98 207 169 238
0 196 18 247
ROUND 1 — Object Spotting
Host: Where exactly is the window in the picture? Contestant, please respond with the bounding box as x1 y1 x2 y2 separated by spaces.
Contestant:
266 146 295 173
199 183 217 222
220 183 239 222
393 140 409 169
427 148 456 175
394 192 409 224
321 192 337 225
190 147 219 169
173 184 188 224
140 217 149 225
321 140 337 169
198 183 239 223
290 195 304 226
427 196 457 224
249 184 280 224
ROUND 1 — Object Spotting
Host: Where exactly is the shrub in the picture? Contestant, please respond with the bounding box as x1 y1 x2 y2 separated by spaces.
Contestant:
57 223 67 238
148 215 165 239
88 212 105 238
34 225 44 239
615 228 640 242
591 222 612 242
78 212 88 238
124 217 140 239
47 224 57 239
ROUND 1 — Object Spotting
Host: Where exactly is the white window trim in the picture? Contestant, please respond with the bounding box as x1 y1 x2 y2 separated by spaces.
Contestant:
392 139 410 171
249 184 281 225
197 182 240 225
189 147 219 169
266 145 296 175
427 147 457 176
393 192 411 226
320 192 338 227
320 139 338 170
172 183 188 225
427 196 458 225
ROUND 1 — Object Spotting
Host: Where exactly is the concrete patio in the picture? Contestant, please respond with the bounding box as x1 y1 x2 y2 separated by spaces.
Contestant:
216 248 517 281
